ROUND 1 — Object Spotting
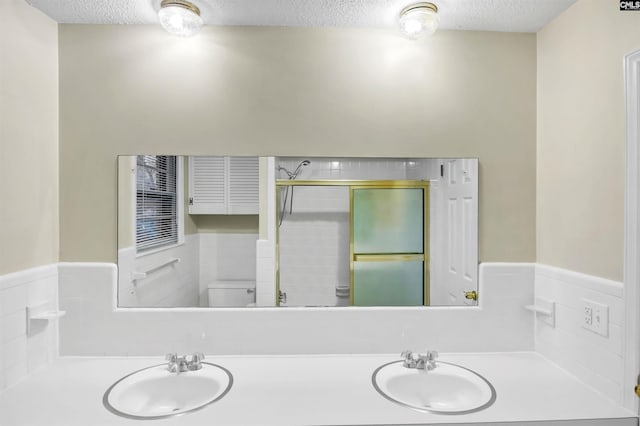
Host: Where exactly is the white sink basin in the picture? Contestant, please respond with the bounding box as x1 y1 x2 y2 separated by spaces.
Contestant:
372 360 496 414
103 362 233 420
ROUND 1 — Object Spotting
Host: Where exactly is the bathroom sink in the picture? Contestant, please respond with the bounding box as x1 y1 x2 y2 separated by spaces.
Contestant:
372 360 496 414
103 362 233 420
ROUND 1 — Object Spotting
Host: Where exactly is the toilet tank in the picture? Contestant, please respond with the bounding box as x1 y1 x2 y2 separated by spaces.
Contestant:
208 280 256 307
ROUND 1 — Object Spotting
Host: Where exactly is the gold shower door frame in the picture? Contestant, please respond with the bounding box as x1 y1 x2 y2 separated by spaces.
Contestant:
349 182 430 306
275 180 430 307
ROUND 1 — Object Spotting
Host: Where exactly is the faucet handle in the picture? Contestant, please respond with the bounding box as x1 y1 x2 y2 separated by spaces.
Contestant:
425 350 438 360
401 350 416 368
165 353 178 372
188 352 205 370
423 350 438 370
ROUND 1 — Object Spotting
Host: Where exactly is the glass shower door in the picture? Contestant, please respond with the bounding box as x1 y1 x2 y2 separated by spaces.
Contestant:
351 186 428 306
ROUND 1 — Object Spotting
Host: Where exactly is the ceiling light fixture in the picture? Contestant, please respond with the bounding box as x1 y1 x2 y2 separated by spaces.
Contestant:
158 0 204 37
399 2 440 39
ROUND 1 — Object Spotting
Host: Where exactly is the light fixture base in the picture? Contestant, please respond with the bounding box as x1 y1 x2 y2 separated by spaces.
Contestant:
158 0 203 37
399 2 440 39
400 2 438 17
160 0 201 16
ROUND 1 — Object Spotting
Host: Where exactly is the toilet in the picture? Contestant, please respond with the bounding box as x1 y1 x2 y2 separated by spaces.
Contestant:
207 280 256 307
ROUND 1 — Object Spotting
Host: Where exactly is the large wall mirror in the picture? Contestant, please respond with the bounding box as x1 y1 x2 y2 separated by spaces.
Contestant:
117 156 478 308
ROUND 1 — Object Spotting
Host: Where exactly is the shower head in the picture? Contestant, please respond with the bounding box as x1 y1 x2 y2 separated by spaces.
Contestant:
278 160 311 179
291 160 311 178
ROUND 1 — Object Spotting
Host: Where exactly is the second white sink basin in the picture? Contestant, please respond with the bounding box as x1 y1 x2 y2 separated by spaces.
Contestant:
372 360 496 414
103 362 233 420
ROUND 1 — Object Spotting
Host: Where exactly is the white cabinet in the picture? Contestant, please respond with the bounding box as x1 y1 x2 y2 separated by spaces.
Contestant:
188 156 259 215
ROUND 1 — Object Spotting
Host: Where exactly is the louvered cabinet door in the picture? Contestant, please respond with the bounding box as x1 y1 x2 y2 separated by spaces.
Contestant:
188 156 227 214
188 156 259 215
228 156 259 214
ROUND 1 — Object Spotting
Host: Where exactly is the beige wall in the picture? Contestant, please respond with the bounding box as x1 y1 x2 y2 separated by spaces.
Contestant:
116 156 135 249
192 215 258 233
59 25 536 263
0 1 58 275
537 0 640 281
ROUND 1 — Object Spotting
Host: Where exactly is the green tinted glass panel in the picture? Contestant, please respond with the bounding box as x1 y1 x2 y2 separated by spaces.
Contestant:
353 189 423 254
353 261 423 306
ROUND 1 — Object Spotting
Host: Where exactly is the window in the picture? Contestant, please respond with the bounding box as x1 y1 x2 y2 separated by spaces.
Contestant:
136 155 179 252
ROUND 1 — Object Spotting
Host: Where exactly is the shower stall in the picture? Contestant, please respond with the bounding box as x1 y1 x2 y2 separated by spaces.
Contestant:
275 157 431 307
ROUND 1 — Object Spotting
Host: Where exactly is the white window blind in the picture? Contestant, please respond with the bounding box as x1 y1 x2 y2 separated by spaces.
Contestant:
136 155 178 252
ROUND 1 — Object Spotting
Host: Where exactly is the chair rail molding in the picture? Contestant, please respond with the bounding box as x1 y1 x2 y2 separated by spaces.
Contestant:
623 47 640 414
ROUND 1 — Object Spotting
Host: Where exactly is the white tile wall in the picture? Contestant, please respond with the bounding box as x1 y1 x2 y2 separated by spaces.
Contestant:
58 262 535 356
534 264 625 405
255 239 276 306
277 157 445 181
279 213 350 307
407 158 441 180
118 233 257 308
199 233 257 307
279 186 350 307
118 234 199 308
200 233 257 281
0 264 59 391
277 157 409 180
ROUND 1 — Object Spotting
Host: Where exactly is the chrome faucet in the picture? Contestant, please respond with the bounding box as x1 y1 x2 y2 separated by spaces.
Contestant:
165 352 205 373
401 350 438 371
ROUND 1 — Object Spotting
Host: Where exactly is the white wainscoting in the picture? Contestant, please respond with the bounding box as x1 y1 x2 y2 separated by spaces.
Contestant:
58 262 535 356
117 234 199 308
118 233 258 309
0 264 59 391
534 264 624 405
3 260 630 410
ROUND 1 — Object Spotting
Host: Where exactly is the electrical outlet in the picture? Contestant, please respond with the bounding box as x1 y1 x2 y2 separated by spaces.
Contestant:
581 299 609 337
584 305 593 325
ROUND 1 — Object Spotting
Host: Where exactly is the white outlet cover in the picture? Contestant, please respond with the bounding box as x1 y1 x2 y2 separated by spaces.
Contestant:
581 299 609 337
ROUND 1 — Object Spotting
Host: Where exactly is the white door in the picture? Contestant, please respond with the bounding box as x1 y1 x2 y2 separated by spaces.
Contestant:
442 159 478 305
624 49 640 414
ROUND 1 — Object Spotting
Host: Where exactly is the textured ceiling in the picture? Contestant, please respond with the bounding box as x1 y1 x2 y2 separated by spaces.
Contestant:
26 0 577 33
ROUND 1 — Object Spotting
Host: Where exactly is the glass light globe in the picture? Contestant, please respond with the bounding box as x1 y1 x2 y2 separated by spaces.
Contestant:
399 3 440 40
159 2 204 37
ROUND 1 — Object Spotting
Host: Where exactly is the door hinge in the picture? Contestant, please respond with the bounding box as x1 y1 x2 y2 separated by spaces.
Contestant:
189 197 193 206
440 164 444 177
635 374 640 398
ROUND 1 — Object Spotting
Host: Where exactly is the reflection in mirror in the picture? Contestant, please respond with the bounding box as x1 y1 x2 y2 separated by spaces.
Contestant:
117 156 478 309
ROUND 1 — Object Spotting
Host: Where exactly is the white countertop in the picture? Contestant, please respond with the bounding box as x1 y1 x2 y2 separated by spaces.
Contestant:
0 352 635 426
